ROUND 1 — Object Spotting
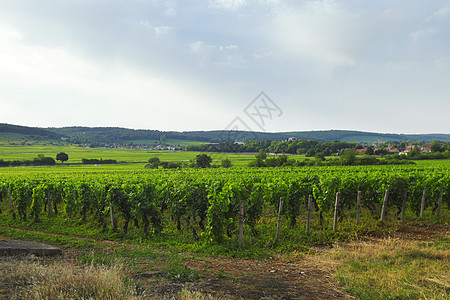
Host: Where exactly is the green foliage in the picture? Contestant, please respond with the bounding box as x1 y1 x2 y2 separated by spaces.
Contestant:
0 155 56 167
56 152 69 163
314 151 326 161
78 251 117 266
82 158 117 164
1 164 449 257
147 157 160 168
31 184 46 222
340 150 357 165
221 159 232 168
196 154 212 168
165 253 201 281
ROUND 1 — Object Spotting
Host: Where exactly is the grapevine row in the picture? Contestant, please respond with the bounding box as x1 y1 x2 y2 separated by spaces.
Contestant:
1 166 449 243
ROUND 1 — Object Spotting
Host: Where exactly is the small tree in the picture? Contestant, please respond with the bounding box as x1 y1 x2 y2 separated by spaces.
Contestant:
196 154 212 168
221 159 232 168
408 146 420 158
159 134 166 145
314 151 326 161
148 157 161 168
431 141 442 152
340 149 357 165
56 152 69 164
257 150 267 160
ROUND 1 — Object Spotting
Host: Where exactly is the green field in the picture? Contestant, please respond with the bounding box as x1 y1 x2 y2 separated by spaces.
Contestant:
0 143 310 168
121 138 206 146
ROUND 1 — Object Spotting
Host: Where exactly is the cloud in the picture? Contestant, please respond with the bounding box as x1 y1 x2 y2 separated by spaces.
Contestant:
426 5 450 21
163 1 178 17
189 41 245 67
435 56 450 68
0 24 21 44
269 1 374 67
137 21 175 37
409 27 437 41
1 1 450 133
257 0 281 6
209 0 247 11
189 41 213 53
0 22 230 129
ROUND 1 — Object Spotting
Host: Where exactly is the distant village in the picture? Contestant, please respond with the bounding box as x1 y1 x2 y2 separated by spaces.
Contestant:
82 143 187 151
355 144 432 155
80 139 443 157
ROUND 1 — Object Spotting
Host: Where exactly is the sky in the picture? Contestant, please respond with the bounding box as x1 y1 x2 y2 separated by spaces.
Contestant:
0 0 449 134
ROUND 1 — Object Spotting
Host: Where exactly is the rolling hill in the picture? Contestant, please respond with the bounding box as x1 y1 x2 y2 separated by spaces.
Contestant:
2 123 450 145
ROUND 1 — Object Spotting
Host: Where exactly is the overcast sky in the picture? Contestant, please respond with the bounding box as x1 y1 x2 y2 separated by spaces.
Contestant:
1 1 449 134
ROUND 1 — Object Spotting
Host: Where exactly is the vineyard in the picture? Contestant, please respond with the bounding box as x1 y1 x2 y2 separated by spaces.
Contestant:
1 165 448 251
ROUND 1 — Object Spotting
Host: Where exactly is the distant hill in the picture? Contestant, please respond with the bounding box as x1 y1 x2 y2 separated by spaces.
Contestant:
0 123 64 141
2 123 450 145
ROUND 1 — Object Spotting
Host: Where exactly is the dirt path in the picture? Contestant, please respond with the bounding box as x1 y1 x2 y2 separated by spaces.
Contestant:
137 255 354 299
132 249 355 299
131 222 449 299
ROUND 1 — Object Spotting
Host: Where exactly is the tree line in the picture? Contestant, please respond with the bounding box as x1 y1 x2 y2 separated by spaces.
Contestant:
146 154 231 169
0 155 56 167
187 140 358 156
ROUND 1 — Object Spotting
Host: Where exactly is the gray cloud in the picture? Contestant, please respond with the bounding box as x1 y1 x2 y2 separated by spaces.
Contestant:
0 0 449 133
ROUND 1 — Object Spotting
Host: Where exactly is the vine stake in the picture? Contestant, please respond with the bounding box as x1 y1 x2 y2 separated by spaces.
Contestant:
333 192 340 232
401 188 407 222
110 205 115 230
239 199 244 249
380 189 389 222
437 187 443 219
275 197 284 243
47 191 51 217
306 195 312 235
420 187 426 218
356 191 361 225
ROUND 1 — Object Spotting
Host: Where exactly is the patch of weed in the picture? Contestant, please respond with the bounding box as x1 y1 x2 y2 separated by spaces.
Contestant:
165 252 202 281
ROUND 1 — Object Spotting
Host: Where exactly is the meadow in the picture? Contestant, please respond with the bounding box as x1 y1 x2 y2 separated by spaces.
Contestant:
0 142 312 169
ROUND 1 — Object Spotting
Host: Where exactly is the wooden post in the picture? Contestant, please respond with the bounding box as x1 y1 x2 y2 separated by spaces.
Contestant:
110 206 115 230
401 188 408 222
420 187 426 217
437 187 443 219
306 195 312 235
47 191 51 217
239 199 244 249
8 187 15 219
380 189 389 222
356 191 361 225
333 192 340 232
275 197 284 243
8 187 12 210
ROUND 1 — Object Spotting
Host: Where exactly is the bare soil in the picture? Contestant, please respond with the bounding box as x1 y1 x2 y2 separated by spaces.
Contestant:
138 223 449 299
141 253 355 299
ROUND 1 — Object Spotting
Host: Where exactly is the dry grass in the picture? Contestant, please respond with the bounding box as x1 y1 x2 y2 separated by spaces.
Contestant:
178 289 233 300
0 256 143 300
309 236 450 300
0 256 231 300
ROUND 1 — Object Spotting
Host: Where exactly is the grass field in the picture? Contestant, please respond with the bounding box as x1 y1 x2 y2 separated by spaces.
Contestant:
0 143 309 168
122 138 206 146
1 142 450 174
